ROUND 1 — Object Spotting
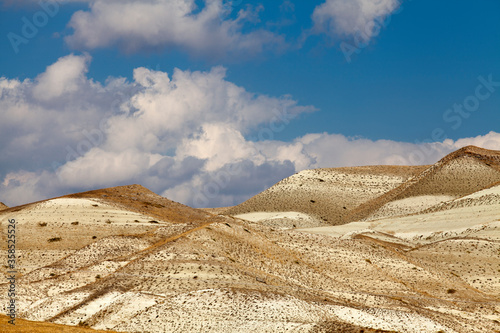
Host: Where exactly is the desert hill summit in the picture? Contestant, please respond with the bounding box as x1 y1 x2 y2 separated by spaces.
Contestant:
343 145 500 222
0 202 7 211
225 165 428 226
1 146 500 332
226 145 500 226
66 184 211 224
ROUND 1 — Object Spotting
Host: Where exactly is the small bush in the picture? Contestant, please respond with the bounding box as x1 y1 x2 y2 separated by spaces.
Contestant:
149 220 159 224
71 221 79 225
95 274 101 279
92 236 97 239
365 259 372 264
38 222 47 227
48 237 62 243
105 219 112 224
447 288 457 294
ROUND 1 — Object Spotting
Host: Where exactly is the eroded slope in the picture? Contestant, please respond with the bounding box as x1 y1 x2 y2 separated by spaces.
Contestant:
344 146 500 222
225 165 427 225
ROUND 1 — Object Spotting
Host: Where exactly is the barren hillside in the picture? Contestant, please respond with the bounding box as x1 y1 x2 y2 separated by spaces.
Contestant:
67 184 212 224
225 165 427 226
1 146 499 332
344 146 500 222
2 202 498 332
0 202 7 211
0 314 117 332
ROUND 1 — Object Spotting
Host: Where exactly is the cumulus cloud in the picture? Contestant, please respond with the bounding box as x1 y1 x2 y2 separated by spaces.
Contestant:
311 0 400 41
33 53 91 101
0 54 313 206
64 0 284 59
1 54 499 208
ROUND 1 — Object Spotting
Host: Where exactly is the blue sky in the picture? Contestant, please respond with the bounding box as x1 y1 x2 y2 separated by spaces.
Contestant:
0 0 499 207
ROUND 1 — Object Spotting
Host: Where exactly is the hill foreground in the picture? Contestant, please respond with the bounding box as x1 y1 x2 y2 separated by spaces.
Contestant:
0 146 499 332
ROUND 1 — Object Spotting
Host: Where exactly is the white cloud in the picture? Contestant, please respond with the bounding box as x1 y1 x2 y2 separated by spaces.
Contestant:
311 0 400 41
33 53 91 101
1 54 499 208
64 0 285 59
0 54 313 206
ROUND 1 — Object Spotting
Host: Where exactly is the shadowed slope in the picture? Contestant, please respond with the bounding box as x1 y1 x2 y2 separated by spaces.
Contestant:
225 165 427 225
343 146 500 223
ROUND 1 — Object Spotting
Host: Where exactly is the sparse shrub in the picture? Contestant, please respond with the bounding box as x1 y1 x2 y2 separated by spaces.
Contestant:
365 259 372 264
71 221 79 225
149 220 159 224
134 220 140 222
47 237 62 243
92 204 98 207
92 236 97 239
96 274 101 279
38 222 47 227
105 219 112 224
49 273 55 277
447 288 457 294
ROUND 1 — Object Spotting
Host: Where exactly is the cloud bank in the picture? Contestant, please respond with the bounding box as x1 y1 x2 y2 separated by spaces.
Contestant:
1 54 499 207
64 0 285 59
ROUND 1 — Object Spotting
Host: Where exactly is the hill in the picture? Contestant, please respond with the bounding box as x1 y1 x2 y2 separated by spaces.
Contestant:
225 165 427 226
1 147 500 332
67 184 212 224
344 146 500 222
0 202 7 211
0 185 213 276
2 201 495 332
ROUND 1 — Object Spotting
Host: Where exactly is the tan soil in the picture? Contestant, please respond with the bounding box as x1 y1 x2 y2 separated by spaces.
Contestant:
344 146 500 223
0 146 499 333
0 314 117 332
225 165 428 225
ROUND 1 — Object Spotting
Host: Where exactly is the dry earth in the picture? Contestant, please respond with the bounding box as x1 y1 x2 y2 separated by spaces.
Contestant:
0 313 117 332
345 146 500 223
226 165 428 226
0 146 499 332
0 203 7 211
